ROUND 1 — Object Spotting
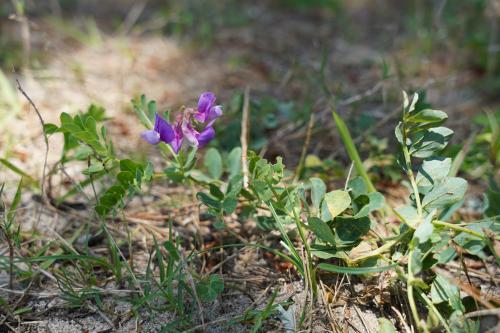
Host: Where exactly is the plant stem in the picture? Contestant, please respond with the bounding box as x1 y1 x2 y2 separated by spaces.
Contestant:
432 220 484 238
401 117 426 332
407 250 425 332
294 212 317 296
402 145 423 219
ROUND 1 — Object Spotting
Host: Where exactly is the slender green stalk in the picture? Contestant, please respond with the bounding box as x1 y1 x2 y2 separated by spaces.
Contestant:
402 145 423 219
432 220 485 238
401 114 425 332
269 203 305 276
293 208 317 296
332 112 376 193
407 251 425 332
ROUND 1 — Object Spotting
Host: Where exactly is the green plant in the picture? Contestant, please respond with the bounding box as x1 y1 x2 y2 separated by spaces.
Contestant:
0 181 22 291
198 91 499 332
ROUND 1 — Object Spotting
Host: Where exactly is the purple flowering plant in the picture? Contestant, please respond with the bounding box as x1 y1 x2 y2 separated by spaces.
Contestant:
139 92 222 154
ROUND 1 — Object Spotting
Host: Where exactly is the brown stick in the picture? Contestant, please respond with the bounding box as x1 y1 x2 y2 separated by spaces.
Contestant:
240 86 250 189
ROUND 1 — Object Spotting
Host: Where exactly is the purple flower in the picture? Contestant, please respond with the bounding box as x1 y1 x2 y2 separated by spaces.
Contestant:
141 92 222 154
197 126 215 147
181 114 216 148
141 113 174 145
194 92 222 126
170 115 184 153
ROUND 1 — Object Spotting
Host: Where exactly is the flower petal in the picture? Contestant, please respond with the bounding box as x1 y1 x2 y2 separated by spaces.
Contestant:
196 126 215 148
196 92 216 122
194 111 205 123
198 92 216 113
141 130 160 145
154 113 175 143
170 136 183 153
182 121 199 147
206 105 223 127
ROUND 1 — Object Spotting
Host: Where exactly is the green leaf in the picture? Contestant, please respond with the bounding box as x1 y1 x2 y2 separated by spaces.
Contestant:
348 177 367 199
163 241 180 261
378 318 397 333
318 262 396 275
184 147 198 170
132 95 154 129
72 131 100 144
416 158 451 194
311 242 346 259
43 123 59 135
95 205 110 216
187 170 212 183
120 159 142 174
395 205 419 228
324 190 351 219
143 162 154 181
99 193 121 207
7 179 23 222
227 147 242 177
395 122 404 145
73 145 93 160
335 216 370 243
226 175 243 197
407 109 447 125
353 192 385 218
431 275 460 305
0 158 36 184
308 217 336 244
410 127 454 158
117 171 134 185
196 274 224 301
197 192 221 210
222 197 238 214
320 200 332 221
422 177 467 212
82 163 104 175
453 222 488 255
410 247 423 275
310 177 326 212
413 210 435 243
450 311 480 333
147 100 157 120
84 116 98 138
204 148 223 179
437 247 457 264
209 184 224 200
60 112 74 126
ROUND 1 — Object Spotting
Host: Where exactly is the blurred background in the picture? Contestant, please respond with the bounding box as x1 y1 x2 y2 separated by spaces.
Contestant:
1 0 499 184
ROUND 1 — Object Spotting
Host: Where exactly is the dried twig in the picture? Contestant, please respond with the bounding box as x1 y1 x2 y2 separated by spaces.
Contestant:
241 86 250 189
465 308 500 318
16 79 49 227
391 306 412 333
